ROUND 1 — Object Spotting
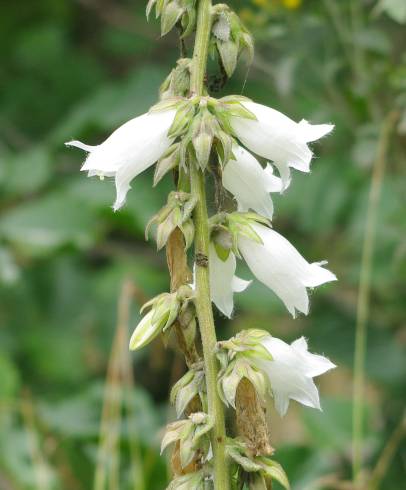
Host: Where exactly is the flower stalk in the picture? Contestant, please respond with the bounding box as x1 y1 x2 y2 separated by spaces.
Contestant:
189 2 230 488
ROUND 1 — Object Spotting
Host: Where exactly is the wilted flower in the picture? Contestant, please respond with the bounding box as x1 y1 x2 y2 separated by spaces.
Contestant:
230 101 334 189
222 144 283 219
255 335 336 416
66 109 176 210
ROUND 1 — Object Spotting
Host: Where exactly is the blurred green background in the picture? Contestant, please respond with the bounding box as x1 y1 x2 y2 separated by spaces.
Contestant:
0 0 405 489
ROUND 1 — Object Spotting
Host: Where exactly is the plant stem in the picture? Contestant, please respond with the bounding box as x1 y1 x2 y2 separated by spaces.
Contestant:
352 111 398 483
190 1 230 488
191 168 229 489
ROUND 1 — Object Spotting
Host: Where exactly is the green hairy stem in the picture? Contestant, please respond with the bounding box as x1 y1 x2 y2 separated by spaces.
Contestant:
190 0 230 488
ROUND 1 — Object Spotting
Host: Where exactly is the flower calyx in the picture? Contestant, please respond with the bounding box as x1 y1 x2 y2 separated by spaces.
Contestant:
146 191 197 250
129 286 194 351
216 330 273 409
210 4 254 79
161 412 213 470
166 470 212 490
160 58 192 99
147 0 197 38
209 95 256 137
210 212 270 259
170 364 206 418
227 439 290 490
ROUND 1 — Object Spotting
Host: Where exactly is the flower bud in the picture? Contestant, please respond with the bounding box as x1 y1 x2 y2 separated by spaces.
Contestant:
129 292 179 350
130 286 193 351
147 0 197 38
191 107 217 171
170 367 205 417
211 4 255 78
146 192 198 250
160 59 192 99
161 412 212 469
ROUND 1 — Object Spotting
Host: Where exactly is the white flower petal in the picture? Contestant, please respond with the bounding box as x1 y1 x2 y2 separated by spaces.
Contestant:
209 245 249 318
222 144 277 219
230 102 333 174
238 223 336 316
263 164 283 193
232 275 252 293
297 119 334 143
271 161 291 191
291 337 337 377
65 140 97 152
66 110 176 210
256 336 335 416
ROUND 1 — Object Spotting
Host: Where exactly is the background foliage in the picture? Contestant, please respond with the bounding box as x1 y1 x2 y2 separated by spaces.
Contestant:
0 1 405 489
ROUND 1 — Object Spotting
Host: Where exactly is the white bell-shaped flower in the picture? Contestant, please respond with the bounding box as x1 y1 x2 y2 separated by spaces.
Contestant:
208 244 251 318
255 336 336 416
222 144 283 219
66 109 176 210
238 223 336 317
230 102 334 189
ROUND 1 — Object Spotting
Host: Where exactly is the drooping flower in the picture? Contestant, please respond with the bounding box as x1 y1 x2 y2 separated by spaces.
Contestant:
222 144 283 219
255 335 336 416
208 243 251 318
66 109 176 210
230 101 334 189
209 219 336 317
238 223 336 317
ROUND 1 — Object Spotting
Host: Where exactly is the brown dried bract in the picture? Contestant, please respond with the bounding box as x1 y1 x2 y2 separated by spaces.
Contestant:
236 378 274 457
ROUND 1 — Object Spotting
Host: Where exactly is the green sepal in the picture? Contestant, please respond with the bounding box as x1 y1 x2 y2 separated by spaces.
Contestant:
179 219 195 251
161 412 211 469
154 144 180 186
217 39 239 78
150 96 184 113
226 440 263 473
168 100 197 138
146 192 198 250
166 471 207 490
170 368 205 418
146 0 157 19
161 1 184 36
160 58 192 99
256 458 290 490
181 5 196 38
